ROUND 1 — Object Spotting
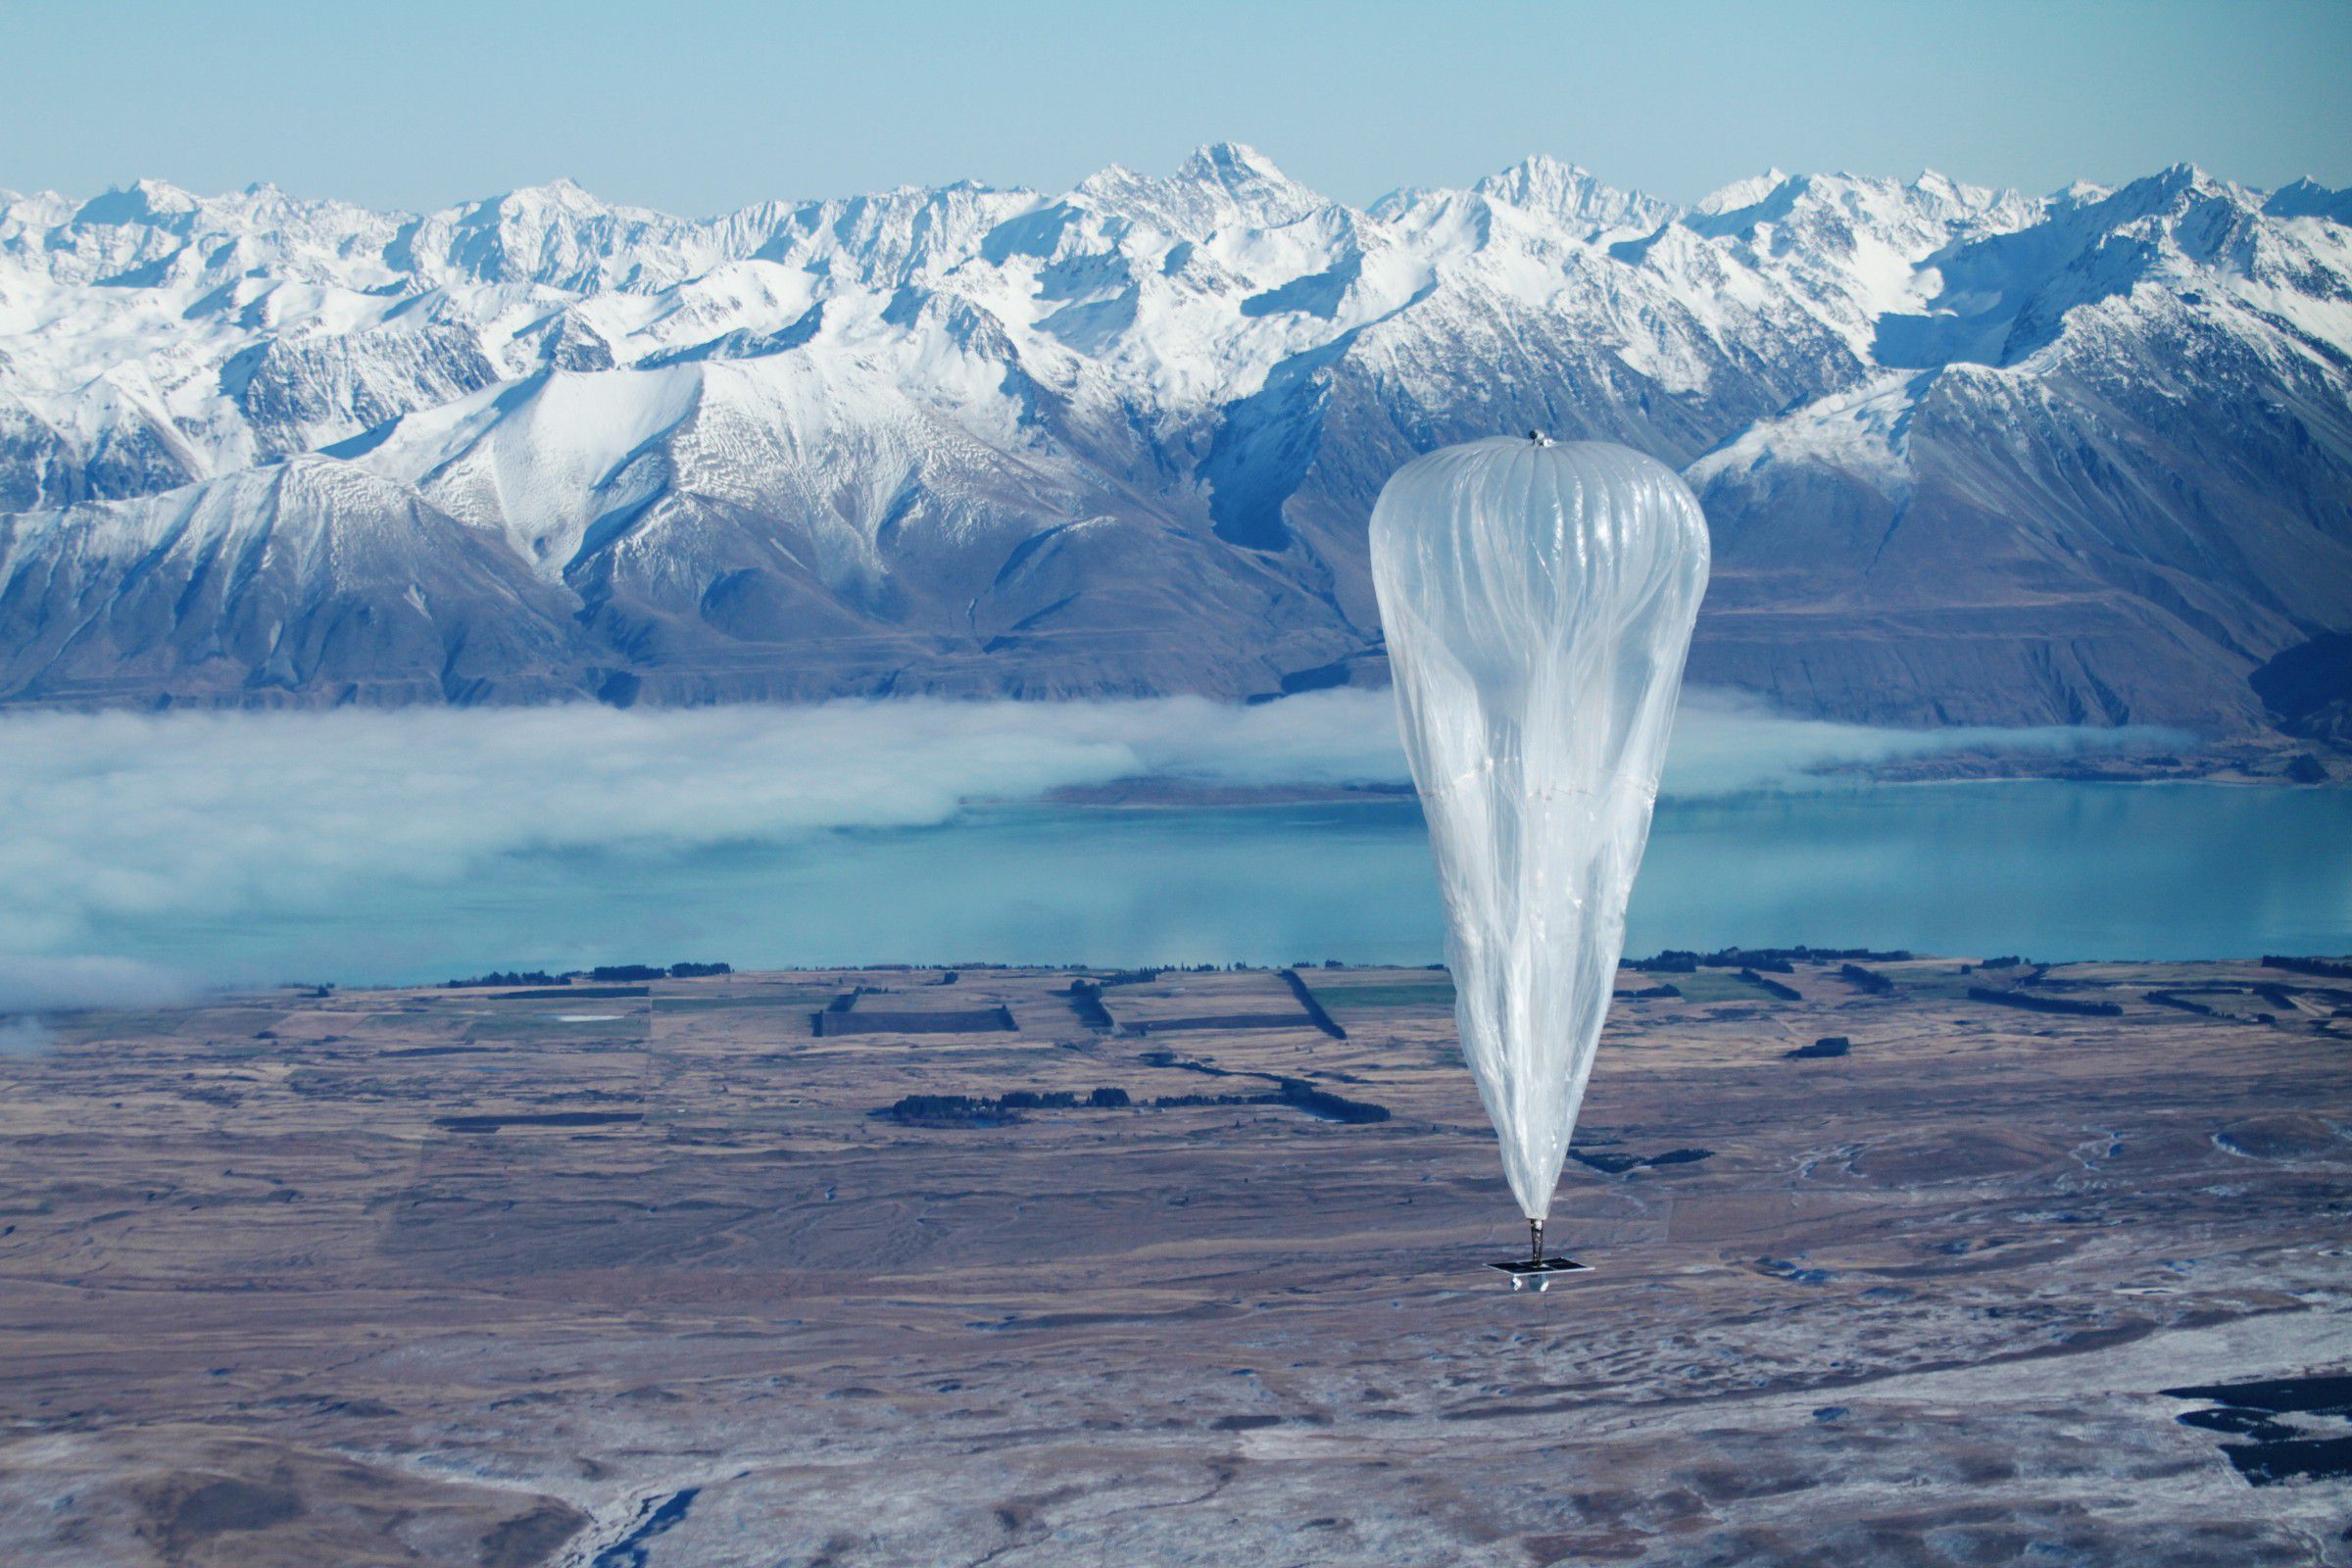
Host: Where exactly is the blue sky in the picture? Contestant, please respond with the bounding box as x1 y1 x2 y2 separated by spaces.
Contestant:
7 0 2347 213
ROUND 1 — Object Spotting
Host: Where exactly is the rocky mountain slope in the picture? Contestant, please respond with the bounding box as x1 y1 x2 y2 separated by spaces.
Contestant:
3 147 2348 735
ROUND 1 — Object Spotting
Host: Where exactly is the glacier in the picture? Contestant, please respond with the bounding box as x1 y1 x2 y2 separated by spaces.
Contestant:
1 147 2347 735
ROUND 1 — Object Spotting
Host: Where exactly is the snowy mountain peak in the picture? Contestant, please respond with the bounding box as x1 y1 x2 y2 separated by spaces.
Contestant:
1172 141 1324 224
72 177 200 227
482 175 607 216
1899 169 2034 225
2267 176 2352 223
1695 169 1791 216
474 176 635 220
2 152 2347 731
2154 163 2244 206
1066 144 1325 238
1177 141 1286 181
1470 155 1677 236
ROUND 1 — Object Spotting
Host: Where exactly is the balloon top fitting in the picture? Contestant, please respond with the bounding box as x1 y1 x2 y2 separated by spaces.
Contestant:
1527 429 1553 447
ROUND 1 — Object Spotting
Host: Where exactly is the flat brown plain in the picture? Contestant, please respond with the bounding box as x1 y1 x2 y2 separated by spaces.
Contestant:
1 959 2347 1566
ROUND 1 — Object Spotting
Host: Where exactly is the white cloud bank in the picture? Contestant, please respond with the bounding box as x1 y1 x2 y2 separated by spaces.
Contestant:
0 692 2171 1010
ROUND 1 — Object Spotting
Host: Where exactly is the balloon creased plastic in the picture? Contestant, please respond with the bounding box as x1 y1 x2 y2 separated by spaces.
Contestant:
1369 437 1710 1222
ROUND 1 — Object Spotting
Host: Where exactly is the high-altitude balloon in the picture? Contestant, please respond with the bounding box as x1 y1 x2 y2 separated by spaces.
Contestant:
1370 436 1709 1233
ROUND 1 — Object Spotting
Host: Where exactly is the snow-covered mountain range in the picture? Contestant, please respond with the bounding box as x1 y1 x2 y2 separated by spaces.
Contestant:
4 146 2348 736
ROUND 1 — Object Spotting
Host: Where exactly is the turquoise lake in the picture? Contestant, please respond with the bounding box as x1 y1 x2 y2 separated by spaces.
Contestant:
74 782 2351 988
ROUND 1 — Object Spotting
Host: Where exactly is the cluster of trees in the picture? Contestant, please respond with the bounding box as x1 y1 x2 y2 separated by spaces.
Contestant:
1277 970 1348 1039
1148 1080 1393 1124
1571 1146 1713 1174
1272 1076 1389 1123
2264 955 2352 980
1785 1036 1851 1059
442 960 732 988
1839 963 1894 995
1966 986 2123 1017
878 1077 1391 1127
1624 945 1911 974
1006 1088 1130 1109
2146 990 2216 1016
1063 981 1114 1029
878 1087 1133 1126
443 969 566 988
1737 968 1802 1002
592 961 732 981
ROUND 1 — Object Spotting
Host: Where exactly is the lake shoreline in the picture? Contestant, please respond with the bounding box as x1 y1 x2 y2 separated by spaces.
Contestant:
1041 760 2337 809
9 778 2347 1005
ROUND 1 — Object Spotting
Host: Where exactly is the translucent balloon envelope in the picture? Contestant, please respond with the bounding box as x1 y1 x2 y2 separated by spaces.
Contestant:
1369 437 1710 1223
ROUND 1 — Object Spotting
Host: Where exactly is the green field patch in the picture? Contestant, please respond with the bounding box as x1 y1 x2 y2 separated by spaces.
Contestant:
654 993 835 1012
1653 971 1765 1004
72 1008 297 1053
1312 980 1457 1010
1883 970 1990 1003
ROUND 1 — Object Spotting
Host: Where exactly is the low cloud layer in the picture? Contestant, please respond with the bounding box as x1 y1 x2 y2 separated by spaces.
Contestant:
1655 692 2174 795
0 954 196 1017
0 692 2170 1010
